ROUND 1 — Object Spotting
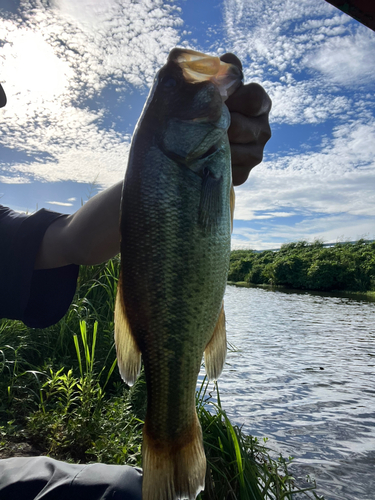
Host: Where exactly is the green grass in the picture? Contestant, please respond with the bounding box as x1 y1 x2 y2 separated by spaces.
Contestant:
0 258 325 499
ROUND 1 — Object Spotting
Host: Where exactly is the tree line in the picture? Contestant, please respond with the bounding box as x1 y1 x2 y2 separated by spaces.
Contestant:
228 239 375 292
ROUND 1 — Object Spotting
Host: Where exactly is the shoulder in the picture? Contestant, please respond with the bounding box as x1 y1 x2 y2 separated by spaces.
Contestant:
0 205 75 326
0 205 65 243
0 204 28 236
0 205 66 266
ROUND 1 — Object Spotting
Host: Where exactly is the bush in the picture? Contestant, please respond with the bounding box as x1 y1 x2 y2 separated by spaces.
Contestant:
247 265 264 285
228 257 254 282
229 240 375 292
306 260 349 290
272 255 308 288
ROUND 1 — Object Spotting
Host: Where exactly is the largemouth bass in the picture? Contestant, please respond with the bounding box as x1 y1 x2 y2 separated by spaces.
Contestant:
115 48 242 500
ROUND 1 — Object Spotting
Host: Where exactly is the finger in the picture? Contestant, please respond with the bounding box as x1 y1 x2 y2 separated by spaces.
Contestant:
231 143 264 169
220 53 243 71
228 112 271 145
232 165 255 187
226 82 272 117
231 144 265 186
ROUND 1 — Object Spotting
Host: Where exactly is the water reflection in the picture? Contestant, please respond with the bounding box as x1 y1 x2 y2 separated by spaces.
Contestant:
212 285 375 500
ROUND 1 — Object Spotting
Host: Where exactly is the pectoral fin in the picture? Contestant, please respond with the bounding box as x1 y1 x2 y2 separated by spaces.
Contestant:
114 274 142 386
204 303 227 381
199 169 223 229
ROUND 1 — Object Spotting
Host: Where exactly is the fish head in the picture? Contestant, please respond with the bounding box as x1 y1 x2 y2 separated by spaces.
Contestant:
140 48 243 165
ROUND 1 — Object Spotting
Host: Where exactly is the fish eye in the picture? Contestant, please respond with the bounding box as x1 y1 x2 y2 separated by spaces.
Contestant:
161 76 177 88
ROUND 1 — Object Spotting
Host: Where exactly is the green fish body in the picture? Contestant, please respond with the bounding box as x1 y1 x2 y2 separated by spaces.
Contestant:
115 48 242 500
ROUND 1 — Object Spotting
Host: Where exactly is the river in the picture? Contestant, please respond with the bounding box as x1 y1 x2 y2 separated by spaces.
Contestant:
210 285 375 500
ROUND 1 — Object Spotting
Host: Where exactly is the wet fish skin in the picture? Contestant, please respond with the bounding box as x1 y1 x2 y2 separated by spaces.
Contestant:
115 48 242 500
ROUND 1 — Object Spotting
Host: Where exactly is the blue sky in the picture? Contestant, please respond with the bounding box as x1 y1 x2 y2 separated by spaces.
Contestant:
1 0 374 249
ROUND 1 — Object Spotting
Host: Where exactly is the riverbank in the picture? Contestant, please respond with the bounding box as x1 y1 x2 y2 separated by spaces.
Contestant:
228 281 375 299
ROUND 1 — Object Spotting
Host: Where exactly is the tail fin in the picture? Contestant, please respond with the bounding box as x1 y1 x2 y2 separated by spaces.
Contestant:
142 413 206 500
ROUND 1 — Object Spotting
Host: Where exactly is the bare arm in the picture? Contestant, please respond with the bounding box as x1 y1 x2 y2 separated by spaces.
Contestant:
35 181 122 269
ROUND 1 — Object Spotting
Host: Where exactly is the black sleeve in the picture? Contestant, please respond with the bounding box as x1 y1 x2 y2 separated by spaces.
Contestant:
0 205 79 328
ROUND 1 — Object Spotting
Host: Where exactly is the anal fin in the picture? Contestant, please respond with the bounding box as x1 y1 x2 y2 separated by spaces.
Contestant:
114 273 141 386
204 302 227 381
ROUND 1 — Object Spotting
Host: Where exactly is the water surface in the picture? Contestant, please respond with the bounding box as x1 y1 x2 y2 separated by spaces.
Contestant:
211 285 375 500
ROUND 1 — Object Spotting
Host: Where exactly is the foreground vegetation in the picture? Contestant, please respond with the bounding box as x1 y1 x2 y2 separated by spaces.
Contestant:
1 258 323 499
229 239 375 293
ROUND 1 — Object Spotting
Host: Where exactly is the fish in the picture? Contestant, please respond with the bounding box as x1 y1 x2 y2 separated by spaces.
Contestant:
114 48 242 500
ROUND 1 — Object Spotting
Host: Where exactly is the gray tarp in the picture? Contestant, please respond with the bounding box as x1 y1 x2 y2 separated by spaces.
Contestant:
0 457 142 499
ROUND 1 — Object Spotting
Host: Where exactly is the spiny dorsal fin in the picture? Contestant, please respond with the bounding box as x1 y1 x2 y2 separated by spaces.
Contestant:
204 302 227 381
114 273 142 386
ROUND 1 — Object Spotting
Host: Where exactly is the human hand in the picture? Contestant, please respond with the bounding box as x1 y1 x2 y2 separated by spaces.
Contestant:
220 54 272 186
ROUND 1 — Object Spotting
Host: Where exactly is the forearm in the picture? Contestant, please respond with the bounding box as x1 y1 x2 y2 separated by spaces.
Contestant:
35 181 122 270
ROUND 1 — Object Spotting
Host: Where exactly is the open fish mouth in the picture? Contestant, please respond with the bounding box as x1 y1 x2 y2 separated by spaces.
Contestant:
169 48 243 100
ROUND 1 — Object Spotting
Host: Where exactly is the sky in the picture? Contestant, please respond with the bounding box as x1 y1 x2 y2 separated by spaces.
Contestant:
1 0 374 250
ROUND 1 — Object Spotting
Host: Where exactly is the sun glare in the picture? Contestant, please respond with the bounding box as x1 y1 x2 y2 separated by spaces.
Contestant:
1 24 73 105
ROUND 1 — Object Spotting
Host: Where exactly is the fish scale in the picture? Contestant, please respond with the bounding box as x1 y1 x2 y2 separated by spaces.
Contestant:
115 48 242 500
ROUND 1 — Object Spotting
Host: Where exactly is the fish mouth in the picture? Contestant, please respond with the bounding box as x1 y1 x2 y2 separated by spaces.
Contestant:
168 48 243 100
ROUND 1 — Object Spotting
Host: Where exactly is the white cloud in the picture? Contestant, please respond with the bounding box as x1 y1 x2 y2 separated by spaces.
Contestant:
268 80 350 124
223 0 342 75
236 161 375 221
231 211 375 250
46 200 74 206
222 0 375 126
304 27 375 86
232 117 375 248
8 139 131 187
0 22 74 100
27 0 183 91
0 172 32 184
